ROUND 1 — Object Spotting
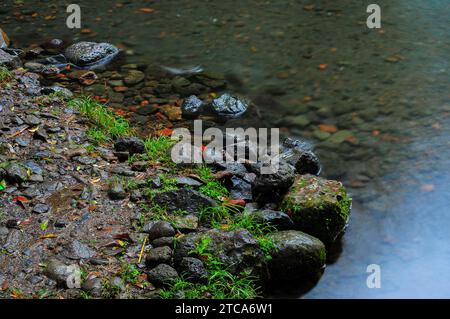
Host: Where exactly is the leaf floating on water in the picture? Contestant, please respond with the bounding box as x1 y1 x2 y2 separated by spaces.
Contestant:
138 8 155 13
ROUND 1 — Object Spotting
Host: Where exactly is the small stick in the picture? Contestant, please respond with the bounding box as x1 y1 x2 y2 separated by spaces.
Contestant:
138 236 147 264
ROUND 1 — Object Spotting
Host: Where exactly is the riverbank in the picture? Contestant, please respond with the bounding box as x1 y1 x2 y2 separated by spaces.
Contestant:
0 35 352 299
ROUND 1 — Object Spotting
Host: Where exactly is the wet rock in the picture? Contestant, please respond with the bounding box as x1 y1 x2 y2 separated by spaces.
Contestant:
18 72 41 95
124 70 145 85
136 104 157 116
174 228 268 281
114 136 145 156
64 41 120 68
33 128 49 141
229 176 252 201
251 210 294 230
0 49 21 69
131 161 147 172
4 163 28 183
147 221 175 241
41 86 73 98
0 28 10 48
181 95 204 119
41 38 67 54
160 105 182 121
281 138 321 175
175 176 203 187
153 189 217 215
251 160 295 205
108 183 127 200
211 93 248 119
32 203 49 214
267 230 326 281
62 240 96 260
326 130 354 144
147 264 178 286
146 246 173 268
178 257 208 284
151 236 174 248
24 114 41 126
280 174 352 244
81 277 102 297
171 214 199 233
44 259 81 288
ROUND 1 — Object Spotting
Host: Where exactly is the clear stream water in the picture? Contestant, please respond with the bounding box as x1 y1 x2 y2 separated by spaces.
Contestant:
1 0 450 298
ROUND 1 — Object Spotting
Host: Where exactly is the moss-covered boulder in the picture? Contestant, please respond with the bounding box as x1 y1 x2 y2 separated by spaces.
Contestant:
267 230 326 281
280 174 352 244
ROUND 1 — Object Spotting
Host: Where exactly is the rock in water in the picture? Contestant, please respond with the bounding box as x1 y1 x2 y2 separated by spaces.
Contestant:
64 42 120 69
280 174 352 244
181 95 204 119
267 230 326 281
0 49 21 69
281 138 321 175
211 93 248 119
0 28 10 48
251 160 296 205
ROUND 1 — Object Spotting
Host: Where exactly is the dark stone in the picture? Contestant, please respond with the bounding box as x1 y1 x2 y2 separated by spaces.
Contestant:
174 228 268 282
178 257 208 284
282 138 321 175
108 183 127 200
0 49 21 69
147 264 178 286
251 210 294 230
151 236 174 248
24 114 41 126
251 160 295 205
32 204 49 214
181 95 204 119
175 176 203 187
41 86 73 98
211 93 248 119
114 137 145 156
64 42 120 68
267 230 326 281
18 72 41 95
229 176 252 200
146 246 173 268
147 221 175 241
5 163 27 183
153 189 217 215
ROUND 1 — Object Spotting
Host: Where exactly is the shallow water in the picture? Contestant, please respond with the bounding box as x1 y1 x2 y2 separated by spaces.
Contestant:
2 0 450 297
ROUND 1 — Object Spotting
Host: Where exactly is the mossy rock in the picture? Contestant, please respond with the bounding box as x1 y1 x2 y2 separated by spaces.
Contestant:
280 174 352 244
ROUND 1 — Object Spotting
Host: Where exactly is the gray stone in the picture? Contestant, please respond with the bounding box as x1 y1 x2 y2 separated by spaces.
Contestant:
64 42 120 68
153 188 217 215
147 221 175 241
211 93 248 119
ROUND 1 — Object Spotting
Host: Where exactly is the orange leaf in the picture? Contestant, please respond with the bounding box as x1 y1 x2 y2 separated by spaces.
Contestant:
139 8 155 13
318 64 328 70
13 196 29 203
318 124 338 133
40 234 57 239
159 128 173 136
224 199 246 207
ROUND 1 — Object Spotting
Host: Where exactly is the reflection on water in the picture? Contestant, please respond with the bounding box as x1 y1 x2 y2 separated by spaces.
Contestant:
1 0 449 297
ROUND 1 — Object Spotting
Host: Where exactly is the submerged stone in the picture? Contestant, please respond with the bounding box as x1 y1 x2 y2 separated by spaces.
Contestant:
64 41 120 69
280 174 352 244
211 93 248 119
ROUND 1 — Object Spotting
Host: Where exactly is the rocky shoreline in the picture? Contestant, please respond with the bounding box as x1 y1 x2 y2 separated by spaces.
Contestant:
0 33 351 299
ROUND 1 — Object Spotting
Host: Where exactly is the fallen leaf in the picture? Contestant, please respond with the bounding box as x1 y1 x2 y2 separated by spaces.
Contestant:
421 184 435 192
139 7 155 13
40 234 57 239
318 64 328 70
318 124 338 133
